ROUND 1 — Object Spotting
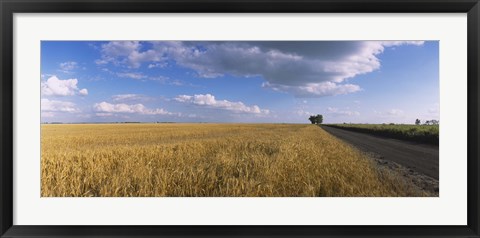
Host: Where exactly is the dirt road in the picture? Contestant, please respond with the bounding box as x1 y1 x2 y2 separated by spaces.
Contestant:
321 125 439 180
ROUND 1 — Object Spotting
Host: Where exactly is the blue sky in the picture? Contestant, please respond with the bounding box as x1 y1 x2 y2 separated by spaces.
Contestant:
40 41 439 124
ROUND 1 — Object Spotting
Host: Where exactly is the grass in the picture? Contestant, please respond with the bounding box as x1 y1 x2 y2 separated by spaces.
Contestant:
41 123 427 197
324 124 439 145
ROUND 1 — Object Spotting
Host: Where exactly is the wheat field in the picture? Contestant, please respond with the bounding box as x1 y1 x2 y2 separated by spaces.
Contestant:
41 123 425 197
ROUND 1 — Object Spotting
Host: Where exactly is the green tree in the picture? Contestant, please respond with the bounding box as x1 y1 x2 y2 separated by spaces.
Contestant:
415 119 421 125
308 114 323 125
316 114 323 124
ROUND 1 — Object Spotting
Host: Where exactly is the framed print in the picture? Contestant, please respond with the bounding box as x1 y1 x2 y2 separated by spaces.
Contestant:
1 0 479 237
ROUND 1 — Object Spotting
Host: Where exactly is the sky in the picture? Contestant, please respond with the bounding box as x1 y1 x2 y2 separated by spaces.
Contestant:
40 41 439 124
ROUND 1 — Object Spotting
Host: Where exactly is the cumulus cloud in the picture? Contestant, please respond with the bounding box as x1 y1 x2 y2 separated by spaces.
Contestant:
79 89 88 95
174 93 269 115
93 102 175 116
41 76 88 96
327 107 360 116
41 99 79 113
96 41 424 97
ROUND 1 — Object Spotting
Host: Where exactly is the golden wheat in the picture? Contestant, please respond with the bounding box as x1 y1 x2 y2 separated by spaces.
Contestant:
41 123 424 197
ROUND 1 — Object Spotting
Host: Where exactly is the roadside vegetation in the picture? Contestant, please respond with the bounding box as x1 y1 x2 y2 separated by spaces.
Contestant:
323 123 439 145
41 123 426 197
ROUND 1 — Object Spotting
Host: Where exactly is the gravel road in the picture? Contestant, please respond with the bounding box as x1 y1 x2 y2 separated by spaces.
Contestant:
321 125 439 180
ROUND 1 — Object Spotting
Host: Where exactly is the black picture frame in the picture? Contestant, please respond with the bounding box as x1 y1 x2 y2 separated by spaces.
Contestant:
1 0 479 237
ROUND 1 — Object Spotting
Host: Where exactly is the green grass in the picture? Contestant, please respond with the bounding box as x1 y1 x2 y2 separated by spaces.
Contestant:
324 124 439 145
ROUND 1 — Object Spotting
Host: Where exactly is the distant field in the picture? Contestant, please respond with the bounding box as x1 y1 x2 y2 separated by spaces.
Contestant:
41 123 425 197
324 124 439 145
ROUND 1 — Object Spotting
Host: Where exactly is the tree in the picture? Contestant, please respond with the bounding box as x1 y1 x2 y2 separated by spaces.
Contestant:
316 114 323 124
425 119 439 125
308 114 323 125
415 119 421 125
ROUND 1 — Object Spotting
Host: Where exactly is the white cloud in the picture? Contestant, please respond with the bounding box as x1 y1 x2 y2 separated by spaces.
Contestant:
103 41 140 57
41 73 54 80
169 80 184 86
96 41 164 68
41 76 77 96
174 93 269 115
263 81 361 97
327 107 360 116
148 75 169 81
116 72 147 79
148 62 167 69
295 109 312 116
93 102 175 116
59 61 78 73
95 113 113 117
99 65 191 91
41 76 88 96
40 76 88 96
79 89 88 96
96 41 424 97
147 76 194 87
111 94 150 102
381 41 425 47
41 99 79 113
